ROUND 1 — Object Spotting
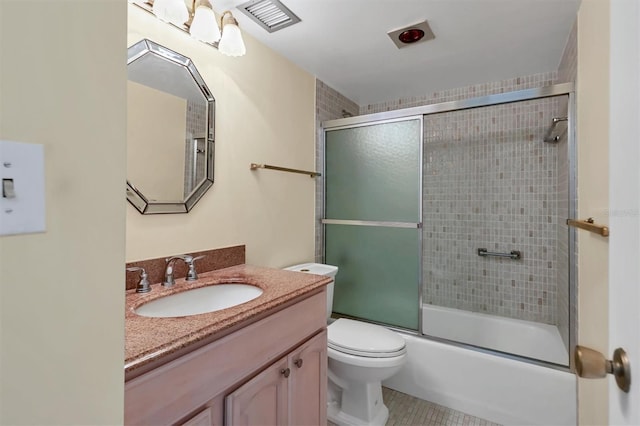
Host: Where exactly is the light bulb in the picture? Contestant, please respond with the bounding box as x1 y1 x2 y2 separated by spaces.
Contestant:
152 0 188 26
190 5 221 43
218 15 246 57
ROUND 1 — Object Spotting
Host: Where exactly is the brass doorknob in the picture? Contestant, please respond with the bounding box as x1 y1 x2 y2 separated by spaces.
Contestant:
574 345 631 392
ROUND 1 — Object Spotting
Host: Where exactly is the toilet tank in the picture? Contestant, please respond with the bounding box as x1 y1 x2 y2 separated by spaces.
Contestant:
284 263 338 320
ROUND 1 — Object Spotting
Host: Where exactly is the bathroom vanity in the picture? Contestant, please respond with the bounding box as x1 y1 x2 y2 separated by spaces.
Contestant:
124 265 330 425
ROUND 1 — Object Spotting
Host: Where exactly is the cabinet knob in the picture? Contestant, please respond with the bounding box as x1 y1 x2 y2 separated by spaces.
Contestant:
294 359 303 368
280 368 290 378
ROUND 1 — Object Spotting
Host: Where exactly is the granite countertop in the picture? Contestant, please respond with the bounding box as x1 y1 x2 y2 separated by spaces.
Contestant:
125 264 330 377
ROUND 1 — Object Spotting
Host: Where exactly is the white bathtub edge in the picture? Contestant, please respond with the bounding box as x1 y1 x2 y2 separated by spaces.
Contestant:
422 304 569 365
383 334 577 426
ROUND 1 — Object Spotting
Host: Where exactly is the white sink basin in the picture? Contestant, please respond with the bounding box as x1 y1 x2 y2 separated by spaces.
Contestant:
134 284 263 318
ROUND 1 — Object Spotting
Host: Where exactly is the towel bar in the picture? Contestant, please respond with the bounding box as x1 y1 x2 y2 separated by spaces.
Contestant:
250 163 321 178
567 218 609 237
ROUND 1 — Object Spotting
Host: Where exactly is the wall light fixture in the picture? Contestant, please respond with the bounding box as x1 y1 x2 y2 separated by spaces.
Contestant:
132 0 246 57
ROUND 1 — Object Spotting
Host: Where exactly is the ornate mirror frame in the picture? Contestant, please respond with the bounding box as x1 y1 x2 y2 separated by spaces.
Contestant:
126 39 215 214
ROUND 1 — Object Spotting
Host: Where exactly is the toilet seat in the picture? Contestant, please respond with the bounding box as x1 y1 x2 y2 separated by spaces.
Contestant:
328 318 406 358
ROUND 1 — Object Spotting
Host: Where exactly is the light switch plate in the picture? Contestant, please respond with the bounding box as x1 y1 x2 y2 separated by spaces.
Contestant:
0 140 46 236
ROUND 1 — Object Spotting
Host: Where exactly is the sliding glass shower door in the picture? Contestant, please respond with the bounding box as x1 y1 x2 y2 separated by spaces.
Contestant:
323 117 422 330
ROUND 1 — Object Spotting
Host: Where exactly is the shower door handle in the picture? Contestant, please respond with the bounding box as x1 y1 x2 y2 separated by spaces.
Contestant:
574 345 630 392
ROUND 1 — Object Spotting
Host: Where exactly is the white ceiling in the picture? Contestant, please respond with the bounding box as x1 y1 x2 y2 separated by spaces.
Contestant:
214 0 580 105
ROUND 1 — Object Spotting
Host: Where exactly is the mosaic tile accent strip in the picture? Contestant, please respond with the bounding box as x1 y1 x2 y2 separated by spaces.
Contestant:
328 387 501 426
422 97 564 324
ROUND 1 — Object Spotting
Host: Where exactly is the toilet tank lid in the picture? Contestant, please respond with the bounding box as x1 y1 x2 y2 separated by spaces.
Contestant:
283 263 338 276
328 318 406 354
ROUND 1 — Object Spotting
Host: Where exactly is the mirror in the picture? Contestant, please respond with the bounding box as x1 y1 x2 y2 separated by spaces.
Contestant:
127 39 215 214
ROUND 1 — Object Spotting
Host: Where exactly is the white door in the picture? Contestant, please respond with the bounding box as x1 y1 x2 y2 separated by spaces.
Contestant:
608 0 640 424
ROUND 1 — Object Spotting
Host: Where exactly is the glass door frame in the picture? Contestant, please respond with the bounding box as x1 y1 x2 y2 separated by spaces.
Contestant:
321 82 577 372
322 115 425 331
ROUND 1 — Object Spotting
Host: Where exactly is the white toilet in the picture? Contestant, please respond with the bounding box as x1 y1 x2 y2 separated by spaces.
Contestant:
284 263 407 426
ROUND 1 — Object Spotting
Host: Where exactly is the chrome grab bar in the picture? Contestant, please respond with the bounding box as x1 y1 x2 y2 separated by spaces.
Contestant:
477 248 522 260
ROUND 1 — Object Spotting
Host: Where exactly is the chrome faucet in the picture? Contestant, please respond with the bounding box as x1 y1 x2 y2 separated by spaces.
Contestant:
163 254 193 288
185 255 205 281
126 266 151 293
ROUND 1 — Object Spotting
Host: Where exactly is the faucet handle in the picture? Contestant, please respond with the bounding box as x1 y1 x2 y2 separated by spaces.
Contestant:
166 254 193 263
126 267 151 293
186 255 205 281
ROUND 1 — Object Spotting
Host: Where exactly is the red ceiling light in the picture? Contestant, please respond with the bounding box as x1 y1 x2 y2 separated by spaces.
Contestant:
387 20 435 49
398 28 425 44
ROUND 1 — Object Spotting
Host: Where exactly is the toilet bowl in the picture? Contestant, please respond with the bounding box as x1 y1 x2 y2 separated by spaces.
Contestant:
284 263 407 426
327 318 407 425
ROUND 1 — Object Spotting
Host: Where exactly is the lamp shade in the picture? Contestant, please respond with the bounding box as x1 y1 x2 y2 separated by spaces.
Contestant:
190 5 221 43
218 22 246 57
152 0 188 25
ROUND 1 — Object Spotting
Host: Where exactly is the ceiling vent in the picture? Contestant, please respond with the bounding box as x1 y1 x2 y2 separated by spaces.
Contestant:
237 0 301 33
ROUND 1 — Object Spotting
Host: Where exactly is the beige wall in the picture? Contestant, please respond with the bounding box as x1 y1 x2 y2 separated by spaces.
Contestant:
0 1 126 424
128 81 187 200
126 6 316 267
576 0 610 424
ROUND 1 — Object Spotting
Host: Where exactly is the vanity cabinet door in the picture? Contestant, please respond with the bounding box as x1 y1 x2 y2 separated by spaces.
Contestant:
180 407 213 426
224 356 289 426
224 330 328 426
289 330 327 426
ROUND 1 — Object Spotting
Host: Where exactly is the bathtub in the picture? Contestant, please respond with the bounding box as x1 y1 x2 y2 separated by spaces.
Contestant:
422 304 569 365
382 305 576 426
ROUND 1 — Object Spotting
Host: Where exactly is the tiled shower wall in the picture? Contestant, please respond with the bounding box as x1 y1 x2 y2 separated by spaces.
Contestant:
315 80 359 261
183 100 207 195
422 97 563 324
556 20 577 351
555 128 570 345
557 21 578 85
186 100 207 138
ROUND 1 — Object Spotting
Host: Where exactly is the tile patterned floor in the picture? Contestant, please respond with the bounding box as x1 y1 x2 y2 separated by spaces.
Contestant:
328 387 501 426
